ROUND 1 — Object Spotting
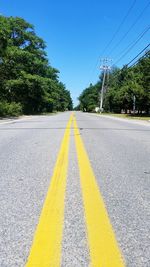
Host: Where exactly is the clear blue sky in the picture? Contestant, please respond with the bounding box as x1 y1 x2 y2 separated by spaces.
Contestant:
0 0 149 105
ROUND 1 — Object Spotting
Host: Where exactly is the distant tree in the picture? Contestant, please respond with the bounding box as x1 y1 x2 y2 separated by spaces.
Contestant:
78 82 101 112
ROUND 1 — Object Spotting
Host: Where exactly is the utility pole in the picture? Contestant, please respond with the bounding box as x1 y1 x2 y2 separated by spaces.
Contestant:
100 67 106 112
133 95 136 114
99 58 112 112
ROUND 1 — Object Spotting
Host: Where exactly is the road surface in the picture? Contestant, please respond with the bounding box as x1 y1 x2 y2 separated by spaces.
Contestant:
0 112 150 267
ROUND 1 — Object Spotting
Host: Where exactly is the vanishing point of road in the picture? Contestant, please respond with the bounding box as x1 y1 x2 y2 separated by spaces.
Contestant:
0 112 150 267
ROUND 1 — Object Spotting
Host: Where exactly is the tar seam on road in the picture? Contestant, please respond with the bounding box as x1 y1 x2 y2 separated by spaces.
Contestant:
25 114 73 267
73 115 125 267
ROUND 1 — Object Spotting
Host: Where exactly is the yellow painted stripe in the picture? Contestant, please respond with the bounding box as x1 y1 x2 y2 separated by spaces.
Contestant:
73 116 125 267
26 114 73 267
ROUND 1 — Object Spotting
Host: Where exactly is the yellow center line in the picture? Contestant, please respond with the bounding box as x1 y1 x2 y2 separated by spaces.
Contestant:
73 115 125 267
25 114 73 267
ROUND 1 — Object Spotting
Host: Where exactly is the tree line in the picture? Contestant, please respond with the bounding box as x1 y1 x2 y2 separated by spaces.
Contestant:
77 51 150 114
0 15 73 116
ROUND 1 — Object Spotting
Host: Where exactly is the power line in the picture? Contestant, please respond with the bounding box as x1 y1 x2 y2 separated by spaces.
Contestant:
129 52 149 67
113 26 150 65
84 0 137 87
126 44 150 66
108 1 150 56
84 1 150 89
101 0 137 56
114 25 150 59
100 46 150 83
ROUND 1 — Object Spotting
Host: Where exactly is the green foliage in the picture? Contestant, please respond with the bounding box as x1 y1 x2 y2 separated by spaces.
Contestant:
104 55 150 113
78 52 150 114
78 82 101 112
0 15 72 116
0 101 22 116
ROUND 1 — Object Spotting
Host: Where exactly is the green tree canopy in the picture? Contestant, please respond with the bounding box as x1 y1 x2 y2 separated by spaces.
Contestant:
78 52 150 114
0 15 73 115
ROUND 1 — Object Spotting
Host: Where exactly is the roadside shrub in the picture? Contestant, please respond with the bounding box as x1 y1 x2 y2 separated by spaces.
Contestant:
0 102 22 117
0 102 7 116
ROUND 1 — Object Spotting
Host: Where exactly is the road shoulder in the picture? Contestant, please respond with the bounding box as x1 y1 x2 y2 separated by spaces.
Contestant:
90 113 150 127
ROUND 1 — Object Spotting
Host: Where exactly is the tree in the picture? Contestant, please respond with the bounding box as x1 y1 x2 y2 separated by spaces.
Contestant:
0 15 73 115
78 82 101 112
78 52 150 114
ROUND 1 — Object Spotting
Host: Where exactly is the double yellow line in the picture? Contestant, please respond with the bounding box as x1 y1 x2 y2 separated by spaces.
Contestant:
26 114 125 267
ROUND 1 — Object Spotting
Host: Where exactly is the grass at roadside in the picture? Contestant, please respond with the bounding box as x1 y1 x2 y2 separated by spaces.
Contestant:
98 113 150 121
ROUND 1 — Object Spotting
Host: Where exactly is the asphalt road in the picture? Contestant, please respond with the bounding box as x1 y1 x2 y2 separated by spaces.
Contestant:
0 112 150 267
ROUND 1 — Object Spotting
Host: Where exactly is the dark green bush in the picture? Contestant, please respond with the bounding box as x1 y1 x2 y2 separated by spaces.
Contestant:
0 101 22 117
